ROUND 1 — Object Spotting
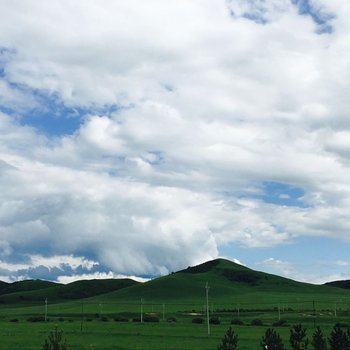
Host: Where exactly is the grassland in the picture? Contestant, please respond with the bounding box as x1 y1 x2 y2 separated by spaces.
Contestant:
0 258 350 349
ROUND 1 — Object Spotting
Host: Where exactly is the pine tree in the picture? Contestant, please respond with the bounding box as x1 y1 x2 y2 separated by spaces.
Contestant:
261 328 285 350
328 325 348 350
42 327 69 350
290 324 309 350
217 327 238 350
312 327 327 350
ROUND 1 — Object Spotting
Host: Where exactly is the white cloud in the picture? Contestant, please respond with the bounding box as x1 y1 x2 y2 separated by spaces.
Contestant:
335 260 349 267
220 256 246 266
56 272 149 284
0 0 350 279
30 255 98 271
0 255 98 275
259 258 299 278
259 257 350 284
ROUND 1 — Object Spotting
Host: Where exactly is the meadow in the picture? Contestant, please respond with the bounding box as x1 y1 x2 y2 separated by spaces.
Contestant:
1 259 350 349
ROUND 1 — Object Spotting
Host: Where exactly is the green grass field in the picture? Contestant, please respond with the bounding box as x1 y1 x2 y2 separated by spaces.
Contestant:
0 307 348 349
1 259 350 349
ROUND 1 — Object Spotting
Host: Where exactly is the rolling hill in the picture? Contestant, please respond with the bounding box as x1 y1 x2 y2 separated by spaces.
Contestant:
1 259 349 312
0 278 139 305
0 279 59 296
85 258 350 310
325 279 350 290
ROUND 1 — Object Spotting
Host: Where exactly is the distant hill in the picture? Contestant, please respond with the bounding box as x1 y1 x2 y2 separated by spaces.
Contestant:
88 258 350 309
1 259 349 309
325 280 350 290
0 279 59 296
0 280 9 291
0 278 139 304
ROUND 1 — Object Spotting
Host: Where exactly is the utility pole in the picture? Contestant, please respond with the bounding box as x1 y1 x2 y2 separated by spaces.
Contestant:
313 300 316 328
80 302 84 332
44 298 48 322
278 304 281 321
205 282 210 336
140 298 144 323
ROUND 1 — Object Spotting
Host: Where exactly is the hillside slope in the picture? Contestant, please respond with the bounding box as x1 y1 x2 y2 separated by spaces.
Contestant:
0 280 59 296
325 280 350 290
89 259 350 309
0 278 139 304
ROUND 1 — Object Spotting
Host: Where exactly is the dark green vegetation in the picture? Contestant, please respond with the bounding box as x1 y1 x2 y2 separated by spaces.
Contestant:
0 258 350 349
217 327 238 350
42 327 69 350
326 279 350 290
0 278 138 304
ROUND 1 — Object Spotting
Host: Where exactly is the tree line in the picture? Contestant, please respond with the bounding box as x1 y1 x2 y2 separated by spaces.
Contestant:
218 323 350 350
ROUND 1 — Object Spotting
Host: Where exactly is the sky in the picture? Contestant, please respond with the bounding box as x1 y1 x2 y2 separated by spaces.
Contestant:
1 0 350 285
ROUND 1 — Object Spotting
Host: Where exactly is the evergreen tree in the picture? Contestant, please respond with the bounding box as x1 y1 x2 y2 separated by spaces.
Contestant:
42 327 69 350
290 324 309 350
261 328 285 350
328 325 349 350
312 327 327 350
217 327 238 350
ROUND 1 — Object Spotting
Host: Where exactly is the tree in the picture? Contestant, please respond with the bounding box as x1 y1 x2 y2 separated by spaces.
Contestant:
261 328 285 350
312 327 327 350
42 327 69 350
217 327 238 350
290 324 309 350
328 325 349 350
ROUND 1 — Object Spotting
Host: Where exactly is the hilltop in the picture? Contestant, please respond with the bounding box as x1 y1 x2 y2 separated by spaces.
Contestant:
87 258 350 309
1 258 349 310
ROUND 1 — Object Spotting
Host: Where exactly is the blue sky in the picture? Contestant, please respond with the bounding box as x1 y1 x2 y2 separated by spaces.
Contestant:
1 0 350 284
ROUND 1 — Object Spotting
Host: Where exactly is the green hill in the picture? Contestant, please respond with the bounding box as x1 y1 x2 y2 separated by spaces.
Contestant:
0 278 139 305
86 258 350 311
325 279 350 290
0 280 9 291
0 279 59 296
1 259 349 312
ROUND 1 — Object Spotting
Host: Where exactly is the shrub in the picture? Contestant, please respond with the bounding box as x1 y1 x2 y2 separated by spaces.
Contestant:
42 327 69 350
231 319 244 325
192 317 204 324
27 316 46 322
113 316 129 322
167 316 177 323
9 318 19 323
143 315 159 323
58 318 65 322
100 316 109 322
217 327 238 350
251 319 263 326
261 328 285 350
334 322 349 328
132 317 141 322
272 319 288 327
210 317 221 325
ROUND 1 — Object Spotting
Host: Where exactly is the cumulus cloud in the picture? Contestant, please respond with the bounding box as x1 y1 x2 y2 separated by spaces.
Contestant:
56 272 149 284
0 255 98 282
259 258 350 284
0 0 350 281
